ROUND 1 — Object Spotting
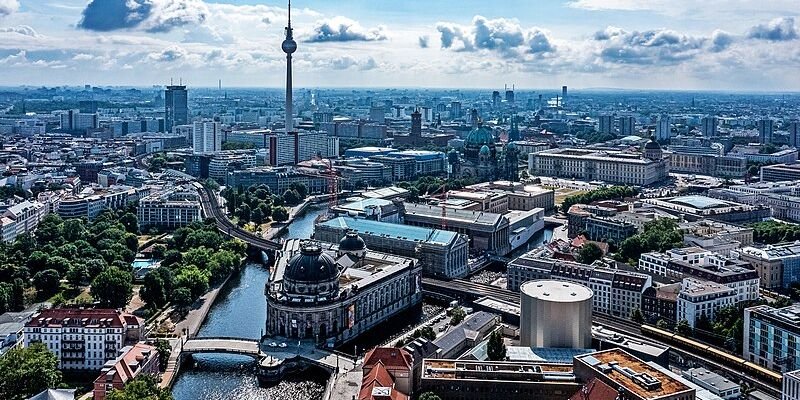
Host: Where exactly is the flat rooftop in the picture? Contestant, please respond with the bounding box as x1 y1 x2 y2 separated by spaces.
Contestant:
318 216 457 246
576 349 693 400
422 359 575 382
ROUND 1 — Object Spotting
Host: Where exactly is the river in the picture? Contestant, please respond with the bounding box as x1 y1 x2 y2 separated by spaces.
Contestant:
171 207 330 400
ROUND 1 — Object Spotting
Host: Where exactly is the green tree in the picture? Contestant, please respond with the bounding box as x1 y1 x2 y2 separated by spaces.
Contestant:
577 242 604 264
119 212 139 234
675 319 692 336
272 206 289 223
66 264 89 290
419 392 442 400
32 269 61 297
26 251 49 275
154 339 172 370
250 207 264 225
0 343 62 400
91 267 133 308
106 375 173 400
631 308 644 324
62 218 87 242
151 244 167 260
171 287 193 315
487 330 507 361
175 266 210 298
450 307 466 326
141 271 168 309
283 189 301 206
656 319 669 329
34 214 63 245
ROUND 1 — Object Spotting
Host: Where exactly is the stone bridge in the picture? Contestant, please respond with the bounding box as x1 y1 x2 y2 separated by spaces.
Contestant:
181 337 264 358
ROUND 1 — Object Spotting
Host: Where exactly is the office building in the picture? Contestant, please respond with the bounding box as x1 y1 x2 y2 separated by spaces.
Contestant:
656 115 671 141
530 148 668 186
761 162 800 182
208 152 257 182
265 238 422 345
759 119 774 145
369 106 385 123
562 85 568 105
314 216 469 279
226 166 328 195
790 122 800 148
701 116 718 137
677 278 737 328
680 220 754 256
165 85 188 132
744 304 800 373
420 358 582 400
450 101 462 119
737 242 800 289
23 308 144 370
93 343 160 400
599 115 614 135
192 120 222 153
60 109 98 131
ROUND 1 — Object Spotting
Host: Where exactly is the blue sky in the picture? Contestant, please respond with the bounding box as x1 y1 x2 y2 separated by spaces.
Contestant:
0 0 799 90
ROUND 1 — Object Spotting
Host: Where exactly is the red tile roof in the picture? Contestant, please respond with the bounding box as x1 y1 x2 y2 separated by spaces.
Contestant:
26 308 141 329
569 378 619 400
363 347 412 371
358 362 408 400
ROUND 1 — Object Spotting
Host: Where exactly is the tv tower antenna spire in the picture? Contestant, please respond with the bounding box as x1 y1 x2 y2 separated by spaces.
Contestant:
282 0 297 133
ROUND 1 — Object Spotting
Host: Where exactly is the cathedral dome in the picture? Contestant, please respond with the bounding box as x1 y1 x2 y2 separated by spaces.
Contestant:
465 125 494 149
339 231 366 252
285 243 338 283
644 139 661 150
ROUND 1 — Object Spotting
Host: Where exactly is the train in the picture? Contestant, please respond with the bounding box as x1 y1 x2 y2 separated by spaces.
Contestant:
640 324 783 388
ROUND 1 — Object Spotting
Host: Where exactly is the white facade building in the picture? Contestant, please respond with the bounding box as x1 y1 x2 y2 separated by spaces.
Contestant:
193 120 222 153
677 278 737 328
137 186 202 229
529 148 668 185
0 200 49 242
785 370 800 400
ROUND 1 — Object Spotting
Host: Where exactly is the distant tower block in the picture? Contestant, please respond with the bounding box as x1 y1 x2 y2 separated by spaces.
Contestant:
562 86 568 106
520 280 593 348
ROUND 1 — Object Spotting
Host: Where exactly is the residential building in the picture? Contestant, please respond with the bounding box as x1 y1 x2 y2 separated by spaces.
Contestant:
656 115 671 141
642 283 681 324
638 247 760 302
744 304 800 373
737 242 800 289
23 308 144 370
507 251 651 318
599 115 614 135
208 152 257 182
784 369 800 400
759 119 774 144
93 343 160 400
57 186 148 220
529 148 668 186
0 200 48 242
136 186 202 230
677 278 736 328
701 116 718 137
619 116 636 136
192 120 222 153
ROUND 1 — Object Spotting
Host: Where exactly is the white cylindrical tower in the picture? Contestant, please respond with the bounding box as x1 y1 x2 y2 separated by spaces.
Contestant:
519 280 593 349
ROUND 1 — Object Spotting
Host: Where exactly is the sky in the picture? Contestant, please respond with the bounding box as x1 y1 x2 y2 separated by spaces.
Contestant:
0 0 799 90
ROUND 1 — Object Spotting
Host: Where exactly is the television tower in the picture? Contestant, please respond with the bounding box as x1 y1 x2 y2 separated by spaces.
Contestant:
282 0 297 133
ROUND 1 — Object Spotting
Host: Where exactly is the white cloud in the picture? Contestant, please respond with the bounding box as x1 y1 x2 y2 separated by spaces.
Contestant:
0 0 19 17
747 17 798 41
305 16 388 42
0 25 38 36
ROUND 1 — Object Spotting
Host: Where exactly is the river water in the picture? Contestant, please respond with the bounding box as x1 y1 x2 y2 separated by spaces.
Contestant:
171 207 330 400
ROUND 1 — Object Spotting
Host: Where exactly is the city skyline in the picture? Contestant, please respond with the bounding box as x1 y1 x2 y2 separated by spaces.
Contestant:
0 0 799 90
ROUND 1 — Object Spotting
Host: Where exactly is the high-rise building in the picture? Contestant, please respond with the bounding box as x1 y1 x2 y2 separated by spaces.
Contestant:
619 116 635 136
759 119 774 144
369 106 385 123
744 304 800 373
492 91 501 108
165 85 188 132
598 115 614 135
450 101 462 119
561 86 568 106
790 122 799 148
656 115 671 141
60 109 98 131
505 85 515 103
192 120 222 153
701 116 718 136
